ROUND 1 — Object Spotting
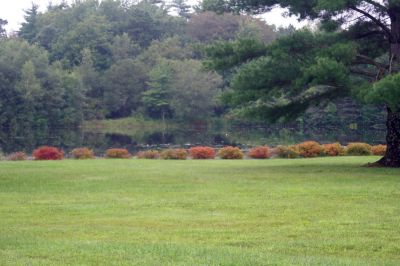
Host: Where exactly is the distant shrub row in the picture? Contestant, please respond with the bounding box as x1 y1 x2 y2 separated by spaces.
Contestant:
3 142 388 161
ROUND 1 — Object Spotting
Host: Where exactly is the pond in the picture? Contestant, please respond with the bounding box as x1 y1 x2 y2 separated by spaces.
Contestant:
0 120 386 155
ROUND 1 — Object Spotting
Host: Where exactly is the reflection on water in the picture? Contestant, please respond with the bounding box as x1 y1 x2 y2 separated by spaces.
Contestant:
0 121 386 155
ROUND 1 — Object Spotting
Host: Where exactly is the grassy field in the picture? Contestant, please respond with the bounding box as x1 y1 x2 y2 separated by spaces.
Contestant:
0 157 399 265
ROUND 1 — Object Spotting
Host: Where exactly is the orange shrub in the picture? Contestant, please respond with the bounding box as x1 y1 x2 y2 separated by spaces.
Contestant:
189 146 216 159
371 144 386 156
70 147 95 159
296 141 323 158
33 146 64 160
7 151 28 161
346 143 372 156
248 146 270 159
160 149 188 160
218 146 244 159
323 143 345 156
275 145 300 159
136 150 160 159
105 148 131 159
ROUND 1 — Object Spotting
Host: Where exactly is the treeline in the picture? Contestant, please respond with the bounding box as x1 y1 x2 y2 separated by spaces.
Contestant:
0 0 278 133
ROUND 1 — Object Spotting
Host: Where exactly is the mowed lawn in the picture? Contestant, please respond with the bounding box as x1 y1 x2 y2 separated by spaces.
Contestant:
0 157 399 265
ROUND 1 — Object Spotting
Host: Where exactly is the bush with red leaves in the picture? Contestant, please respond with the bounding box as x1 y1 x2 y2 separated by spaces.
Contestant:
189 146 216 159
248 146 270 159
296 141 323 158
33 146 64 160
105 148 131 159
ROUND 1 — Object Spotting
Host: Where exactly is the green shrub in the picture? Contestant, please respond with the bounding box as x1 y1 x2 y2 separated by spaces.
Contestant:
160 149 187 160
346 143 372 156
136 150 160 159
218 146 244 159
275 145 300 159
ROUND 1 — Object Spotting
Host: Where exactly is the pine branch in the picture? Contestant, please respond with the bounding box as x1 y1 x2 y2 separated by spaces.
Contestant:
349 5 392 38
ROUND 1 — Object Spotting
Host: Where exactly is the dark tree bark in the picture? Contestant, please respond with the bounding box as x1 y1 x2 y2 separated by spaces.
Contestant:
376 6 400 167
376 108 400 167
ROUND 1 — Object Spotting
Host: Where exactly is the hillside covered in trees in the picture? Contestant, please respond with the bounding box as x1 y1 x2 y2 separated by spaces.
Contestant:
0 0 279 131
0 0 386 145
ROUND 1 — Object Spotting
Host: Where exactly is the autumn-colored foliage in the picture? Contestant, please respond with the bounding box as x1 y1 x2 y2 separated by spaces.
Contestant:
33 146 64 160
371 144 387 156
323 143 345 156
296 141 323 158
275 145 300 159
7 152 28 161
160 149 188 160
189 146 216 159
136 150 160 159
248 146 270 159
218 146 244 159
346 143 372 156
105 148 131 159
70 147 95 159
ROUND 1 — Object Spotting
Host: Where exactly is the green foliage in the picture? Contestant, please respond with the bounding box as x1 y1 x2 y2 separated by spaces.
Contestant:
346 142 372 156
0 39 84 133
364 73 400 112
142 61 173 119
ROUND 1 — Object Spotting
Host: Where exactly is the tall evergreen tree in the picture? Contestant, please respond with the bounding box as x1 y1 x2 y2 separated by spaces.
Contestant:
19 3 40 43
204 0 400 167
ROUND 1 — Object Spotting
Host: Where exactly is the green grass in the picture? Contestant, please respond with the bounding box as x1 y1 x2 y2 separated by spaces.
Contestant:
1 157 399 265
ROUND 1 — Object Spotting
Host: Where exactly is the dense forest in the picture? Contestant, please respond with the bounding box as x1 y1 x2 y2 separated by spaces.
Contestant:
0 0 385 138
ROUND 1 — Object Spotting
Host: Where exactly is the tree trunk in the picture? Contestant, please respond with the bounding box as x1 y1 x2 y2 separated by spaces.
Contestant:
376 108 400 167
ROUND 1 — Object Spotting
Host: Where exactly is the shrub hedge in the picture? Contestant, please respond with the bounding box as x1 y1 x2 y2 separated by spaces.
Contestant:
189 146 216 159
105 148 131 159
33 146 64 160
248 146 270 159
218 146 244 159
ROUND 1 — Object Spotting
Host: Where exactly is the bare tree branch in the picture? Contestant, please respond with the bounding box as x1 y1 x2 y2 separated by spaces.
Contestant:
350 68 377 78
353 54 389 70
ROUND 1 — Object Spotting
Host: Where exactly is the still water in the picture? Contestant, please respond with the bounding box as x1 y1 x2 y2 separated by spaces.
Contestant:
0 121 386 155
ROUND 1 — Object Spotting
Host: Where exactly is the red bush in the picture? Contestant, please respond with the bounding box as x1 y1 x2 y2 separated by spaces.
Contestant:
7 152 28 161
160 149 188 160
218 146 244 159
33 146 64 160
371 144 386 156
248 146 270 159
189 146 216 159
296 141 323 158
136 150 160 159
105 148 131 159
323 143 345 156
70 147 95 159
